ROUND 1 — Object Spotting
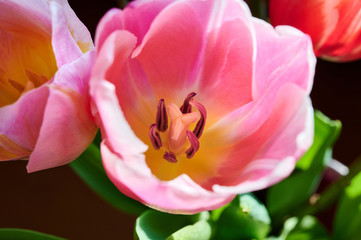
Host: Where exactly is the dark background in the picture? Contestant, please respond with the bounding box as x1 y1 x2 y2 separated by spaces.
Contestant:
0 0 360 239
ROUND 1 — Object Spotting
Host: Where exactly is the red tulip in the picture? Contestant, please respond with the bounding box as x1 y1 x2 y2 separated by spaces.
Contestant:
270 0 361 62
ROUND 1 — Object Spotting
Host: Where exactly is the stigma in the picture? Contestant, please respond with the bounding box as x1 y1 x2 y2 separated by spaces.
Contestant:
149 92 207 163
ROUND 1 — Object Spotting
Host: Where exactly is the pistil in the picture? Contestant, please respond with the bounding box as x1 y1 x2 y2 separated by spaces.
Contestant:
148 93 207 163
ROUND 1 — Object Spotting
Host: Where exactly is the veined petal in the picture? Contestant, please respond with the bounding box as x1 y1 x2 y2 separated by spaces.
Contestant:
197 18 254 122
53 0 94 53
132 1 203 100
210 84 313 191
50 1 83 68
101 141 235 213
252 19 315 99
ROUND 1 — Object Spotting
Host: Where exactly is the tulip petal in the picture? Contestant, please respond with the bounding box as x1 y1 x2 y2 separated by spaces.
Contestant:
211 84 313 192
0 145 23 160
269 0 336 52
198 17 254 121
91 79 148 159
101 140 235 214
0 86 49 158
320 1 361 61
0 0 50 37
27 52 97 172
269 0 361 62
252 19 315 100
92 29 155 138
132 1 203 100
96 0 174 52
95 8 123 52
53 0 94 53
50 1 83 68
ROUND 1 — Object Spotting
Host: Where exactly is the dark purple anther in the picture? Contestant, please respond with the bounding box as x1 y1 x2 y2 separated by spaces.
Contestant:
180 92 196 114
149 123 162 150
190 100 207 138
185 130 200 159
163 151 177 163
156 99 168 132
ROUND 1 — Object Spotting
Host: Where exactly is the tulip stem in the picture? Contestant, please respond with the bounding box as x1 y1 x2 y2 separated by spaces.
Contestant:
295 154 361 217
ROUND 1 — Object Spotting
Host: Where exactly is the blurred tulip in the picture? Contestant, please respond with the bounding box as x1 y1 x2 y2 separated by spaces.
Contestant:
270 0 361 62
0 0 97 172
91 0 315 213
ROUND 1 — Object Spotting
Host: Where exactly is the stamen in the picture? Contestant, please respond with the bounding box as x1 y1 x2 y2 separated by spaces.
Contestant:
180 92 196 114
163 151 177 163
156 99 168 132
185 130 200 159
25 69 43 88
149 123 162 150
8 79 24 93
190 100 207 138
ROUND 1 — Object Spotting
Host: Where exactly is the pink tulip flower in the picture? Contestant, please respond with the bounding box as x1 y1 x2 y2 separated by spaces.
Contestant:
91 0 315 213
0 0 97 172
270 0 361 62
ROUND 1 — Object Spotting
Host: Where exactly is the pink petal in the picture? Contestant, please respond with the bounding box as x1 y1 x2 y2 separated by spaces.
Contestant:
95 8 123 52
92 30 156 133
50 1 83 68
53 0 94 53
0 0 51 37
132 1 203 100
101 140 235 213
26 87 97 172
91 79 148 159
0 86 49 157
95 0 174 52
252 19 315 99
210 84 314 192
51 51 95 96
27 52 97 172
197 18 254 122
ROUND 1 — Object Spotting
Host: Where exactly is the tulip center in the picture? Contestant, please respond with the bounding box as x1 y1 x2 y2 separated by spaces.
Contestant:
149 92 207 163
0 27 57 107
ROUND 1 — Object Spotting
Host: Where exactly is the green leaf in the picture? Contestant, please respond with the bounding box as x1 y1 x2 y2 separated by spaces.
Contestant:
279 216 329 240
333 171 361 240
212 194 271 240
296 111 341 171
267 111 341 226
167 219 213 240
0 228 64 240
135 210 212 240
70 143 148 215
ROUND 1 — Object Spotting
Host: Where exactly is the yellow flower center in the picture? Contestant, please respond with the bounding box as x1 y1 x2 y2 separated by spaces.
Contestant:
0 25 57 107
